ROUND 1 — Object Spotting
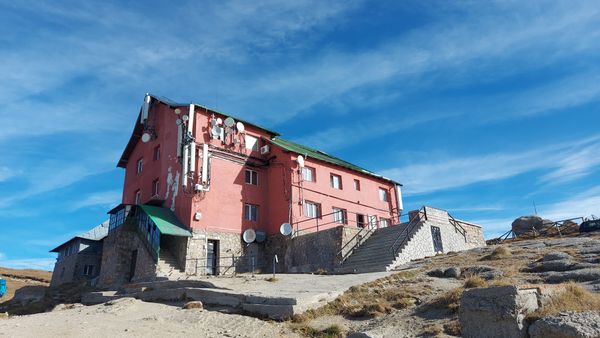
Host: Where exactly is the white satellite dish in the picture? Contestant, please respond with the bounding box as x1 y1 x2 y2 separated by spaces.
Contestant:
224 117 235 127
297 155 305 168
236 122 245 133
176 119 182 126
211 125 221 138
216 118 223 125
242 229 256 243
280 223 293 236
174 108 181 115
141 132 152 143
182 115 189 121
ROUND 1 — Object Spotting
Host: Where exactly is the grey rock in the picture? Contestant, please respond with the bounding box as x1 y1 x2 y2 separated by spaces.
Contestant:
543 252 573 261
512 216 554 236
444 267 462 278
511 241 547 249
459 286 539 338
462 265 504 280
529 311 600 338
543 268 600 283
527 259 595 273
426 268 446 278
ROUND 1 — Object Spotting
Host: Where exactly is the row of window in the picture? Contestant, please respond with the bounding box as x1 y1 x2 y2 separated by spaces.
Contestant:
136 145 161 175
134 179 160 204
302 167 389 202
303 201 390 228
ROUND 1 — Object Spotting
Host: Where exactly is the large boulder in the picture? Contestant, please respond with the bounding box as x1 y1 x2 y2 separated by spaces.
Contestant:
529 311 600 338
512 216 554 236
459 286 539 338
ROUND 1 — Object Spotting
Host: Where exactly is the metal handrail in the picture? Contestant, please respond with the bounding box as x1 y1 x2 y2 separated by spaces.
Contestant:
389 206 427 257
337 227 374 264
294 209 384 235
447 213 468 240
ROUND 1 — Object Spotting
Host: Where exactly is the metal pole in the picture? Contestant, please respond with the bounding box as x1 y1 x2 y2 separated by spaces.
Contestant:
252 256 255 276
272 256 276 278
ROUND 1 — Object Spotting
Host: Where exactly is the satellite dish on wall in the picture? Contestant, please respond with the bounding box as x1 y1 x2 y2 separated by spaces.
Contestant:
280 223 293 236
216 118 223 125
236 122 245 133
174 108 181 115
224 117 235 127
255 230 266 243
182 115 189 121
243 229 256 243
297 155 305 168
211 125 221 138
176 119 183 126
141 132 152 143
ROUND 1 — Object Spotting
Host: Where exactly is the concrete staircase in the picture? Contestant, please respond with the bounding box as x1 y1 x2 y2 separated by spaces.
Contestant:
156 249 186 279
337 222 423 273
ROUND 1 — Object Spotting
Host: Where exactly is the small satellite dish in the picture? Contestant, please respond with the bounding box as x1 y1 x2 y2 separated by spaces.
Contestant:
224 117 235 127
141 132 152 143
174 108 181 115
176 119 182 126
242 229 256 244
216 118 223 125
297 155 305 168
210 118 217 127
211 125 221 138
255 230 266 243
280 223 293 236
182 115 189 121
236 122 245 133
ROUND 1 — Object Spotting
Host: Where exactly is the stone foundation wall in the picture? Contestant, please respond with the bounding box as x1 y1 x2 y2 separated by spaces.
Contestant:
161 235 188 269
184 229 247 276
97 226 157 288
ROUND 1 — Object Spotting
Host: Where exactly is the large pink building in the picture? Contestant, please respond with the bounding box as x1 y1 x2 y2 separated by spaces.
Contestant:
99 94 403 285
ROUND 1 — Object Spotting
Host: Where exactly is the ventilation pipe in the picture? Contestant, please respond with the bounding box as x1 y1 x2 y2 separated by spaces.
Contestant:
396 184 404 222
201 143 209 184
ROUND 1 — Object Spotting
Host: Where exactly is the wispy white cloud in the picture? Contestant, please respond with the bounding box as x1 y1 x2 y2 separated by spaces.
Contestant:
0 166 17 182
538 186 600 221
69 190 121 212
381 135 600 195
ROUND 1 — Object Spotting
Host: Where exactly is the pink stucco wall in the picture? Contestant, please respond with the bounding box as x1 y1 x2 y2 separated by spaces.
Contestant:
120 98 399 236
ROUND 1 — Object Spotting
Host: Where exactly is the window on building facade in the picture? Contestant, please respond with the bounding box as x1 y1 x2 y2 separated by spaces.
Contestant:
83 265 94 276
332 207 348 224
244 203 258 221
245 135 259 151
379 218 390 228
245 169 258 185
135 190 141 205
368 215 378 229
330 174 342 189
304 201 321 218
152 179 160 196
356 214 366 228
302 166 316 182
354 179 361 191
379 188 389 202
153 145 160 161
137 158 144 174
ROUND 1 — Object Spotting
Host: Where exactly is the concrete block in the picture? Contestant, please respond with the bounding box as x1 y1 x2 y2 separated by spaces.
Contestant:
241 303 294 320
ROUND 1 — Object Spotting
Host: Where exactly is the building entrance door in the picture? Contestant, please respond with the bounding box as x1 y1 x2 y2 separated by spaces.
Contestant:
431 226 443 253
368 215 378 230
206 240 219 275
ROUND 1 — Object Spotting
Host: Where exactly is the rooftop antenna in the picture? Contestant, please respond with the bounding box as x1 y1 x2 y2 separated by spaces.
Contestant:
533 201 538 215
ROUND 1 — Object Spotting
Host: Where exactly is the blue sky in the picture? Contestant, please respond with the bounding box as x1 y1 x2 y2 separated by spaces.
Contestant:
1 1 599 270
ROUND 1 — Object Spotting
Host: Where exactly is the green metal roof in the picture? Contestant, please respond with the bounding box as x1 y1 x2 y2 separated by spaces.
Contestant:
269 138 400 185
139 205 192 237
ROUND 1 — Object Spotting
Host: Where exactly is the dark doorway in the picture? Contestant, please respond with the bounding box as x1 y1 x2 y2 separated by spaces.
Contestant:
431 226 443 253
356 214 366 228
129 249 138 282
206 240 219 276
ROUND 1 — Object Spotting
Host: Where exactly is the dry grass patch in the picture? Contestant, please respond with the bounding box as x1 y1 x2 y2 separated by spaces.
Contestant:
528 283 600 321
291 324 343 338
481 246 512 261
443 320 461 336
463 276 487 289
428 288 464 314
422 323 443 336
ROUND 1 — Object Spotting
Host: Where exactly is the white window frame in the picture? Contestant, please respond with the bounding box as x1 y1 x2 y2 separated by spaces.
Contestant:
245 169 258 185
83 265 94 276
153 145 160 161
152 179 160 196
245 135 259 151
368 215 378 230
379 188 389 202
304 201 320 218
332 207 347 224
354 179 360 191
302 166 315 182
137 158 144 174
244 203 258 221
135 190 141 205
330 174 342 190
379 218 389 228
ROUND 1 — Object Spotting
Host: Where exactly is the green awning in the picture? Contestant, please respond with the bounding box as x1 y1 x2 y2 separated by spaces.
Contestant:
139 205 192 237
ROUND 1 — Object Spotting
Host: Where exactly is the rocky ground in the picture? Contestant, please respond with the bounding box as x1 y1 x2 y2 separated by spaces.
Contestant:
1 233 600 337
